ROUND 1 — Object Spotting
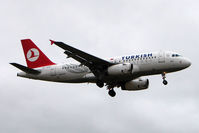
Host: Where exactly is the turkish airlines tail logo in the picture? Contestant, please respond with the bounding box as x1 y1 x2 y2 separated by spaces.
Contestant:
21 39 55 68
27 48 39 62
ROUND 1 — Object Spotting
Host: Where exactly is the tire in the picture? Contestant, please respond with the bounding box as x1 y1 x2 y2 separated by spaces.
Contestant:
163 80 168 85
96 81 104 88
108 89 116 97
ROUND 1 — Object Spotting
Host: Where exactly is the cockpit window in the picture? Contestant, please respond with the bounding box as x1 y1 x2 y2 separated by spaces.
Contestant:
172 54 181 57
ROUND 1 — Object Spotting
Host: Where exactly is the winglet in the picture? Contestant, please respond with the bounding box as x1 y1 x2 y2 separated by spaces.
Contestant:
50 40 55 45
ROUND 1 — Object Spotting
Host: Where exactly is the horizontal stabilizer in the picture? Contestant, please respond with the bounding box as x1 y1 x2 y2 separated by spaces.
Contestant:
10 63 41 74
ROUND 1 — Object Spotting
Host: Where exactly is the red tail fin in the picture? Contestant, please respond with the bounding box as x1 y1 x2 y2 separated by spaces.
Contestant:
21 39 55 68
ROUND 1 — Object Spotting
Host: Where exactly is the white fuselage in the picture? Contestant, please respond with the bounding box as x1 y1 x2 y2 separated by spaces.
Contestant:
17 51 191 83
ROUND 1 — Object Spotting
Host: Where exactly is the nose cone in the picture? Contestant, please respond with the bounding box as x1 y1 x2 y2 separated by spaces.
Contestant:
183 58 191 68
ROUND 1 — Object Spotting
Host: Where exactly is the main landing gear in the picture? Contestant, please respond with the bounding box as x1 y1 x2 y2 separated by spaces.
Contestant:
96 81 104 88
96 81 116 97
162 72 168 85
108 89 116 97
107 85 116 97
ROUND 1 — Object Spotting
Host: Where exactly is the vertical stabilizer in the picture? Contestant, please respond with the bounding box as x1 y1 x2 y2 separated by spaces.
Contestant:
21 39 55 68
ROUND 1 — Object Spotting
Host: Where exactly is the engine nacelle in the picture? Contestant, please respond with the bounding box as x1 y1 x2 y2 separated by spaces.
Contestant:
107 63 132 76
122 78 149 91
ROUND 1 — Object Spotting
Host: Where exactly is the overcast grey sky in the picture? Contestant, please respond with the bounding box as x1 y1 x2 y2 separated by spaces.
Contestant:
0 0 199 133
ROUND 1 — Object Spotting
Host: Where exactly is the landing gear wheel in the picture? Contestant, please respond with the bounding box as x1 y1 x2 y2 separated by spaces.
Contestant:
96 81 104 88
163 80 168 85
162 72 168 85
108 89 116 97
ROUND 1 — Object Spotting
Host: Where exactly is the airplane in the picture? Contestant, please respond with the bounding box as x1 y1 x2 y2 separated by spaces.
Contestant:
10 39 191 97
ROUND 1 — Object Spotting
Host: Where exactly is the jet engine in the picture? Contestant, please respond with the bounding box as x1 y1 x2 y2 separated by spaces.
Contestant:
122 78 149 91
107 63 132 76
107 63 140 76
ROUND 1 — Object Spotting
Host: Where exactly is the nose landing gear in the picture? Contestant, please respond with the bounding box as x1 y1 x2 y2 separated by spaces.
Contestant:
162 72 168 85
163 80 168 85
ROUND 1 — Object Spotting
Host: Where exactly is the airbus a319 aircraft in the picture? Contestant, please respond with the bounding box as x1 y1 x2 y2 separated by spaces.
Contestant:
11 39 191 97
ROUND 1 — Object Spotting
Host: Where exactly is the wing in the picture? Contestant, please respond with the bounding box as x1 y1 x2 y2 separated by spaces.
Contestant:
50 40 114 77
